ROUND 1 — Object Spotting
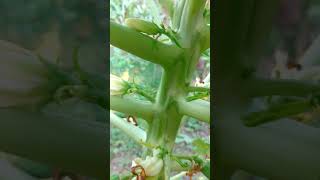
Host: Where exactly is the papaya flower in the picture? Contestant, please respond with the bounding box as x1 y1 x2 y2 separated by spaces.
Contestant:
110 74 128 96
0 40 55 107
131 148 163 177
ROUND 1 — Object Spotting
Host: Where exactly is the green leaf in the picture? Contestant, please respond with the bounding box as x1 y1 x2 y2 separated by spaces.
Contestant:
201 160 210 179
110 175 120 180
192 138 210 156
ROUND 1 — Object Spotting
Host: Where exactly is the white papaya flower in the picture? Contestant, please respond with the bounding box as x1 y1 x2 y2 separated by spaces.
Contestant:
110 74 127 96
0 40 52 107
131 148 163 177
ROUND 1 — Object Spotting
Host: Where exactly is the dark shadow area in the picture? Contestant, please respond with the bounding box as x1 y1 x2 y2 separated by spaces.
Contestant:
0 0 108 179
213 0 320 179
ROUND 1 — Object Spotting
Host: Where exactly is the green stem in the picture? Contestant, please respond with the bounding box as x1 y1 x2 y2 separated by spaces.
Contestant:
187 86 209 92
172 0 186 30
245 78 320 98
0 109 107 179
110 1 209 179
110 96 154 121
200 25 210 53
178 0 207 47
177 98 210 123
110 112 146 144
186 92 209 102
110 21 182 68
136 90 155 102
242 99 313 127
170 171 188 180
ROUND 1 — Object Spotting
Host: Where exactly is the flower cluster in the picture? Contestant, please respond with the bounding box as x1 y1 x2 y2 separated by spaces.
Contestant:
131 148 163 177
110 74 128 96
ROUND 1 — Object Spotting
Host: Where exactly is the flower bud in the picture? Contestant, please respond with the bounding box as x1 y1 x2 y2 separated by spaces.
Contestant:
0 40 53 107
125 18 160 35
110 74 127 96
131 149 163 177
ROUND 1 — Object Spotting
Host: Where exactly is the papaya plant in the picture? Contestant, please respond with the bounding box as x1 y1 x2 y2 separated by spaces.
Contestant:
110 0 210 179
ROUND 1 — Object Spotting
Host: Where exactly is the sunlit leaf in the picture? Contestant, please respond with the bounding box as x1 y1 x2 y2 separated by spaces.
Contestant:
192 138 210 156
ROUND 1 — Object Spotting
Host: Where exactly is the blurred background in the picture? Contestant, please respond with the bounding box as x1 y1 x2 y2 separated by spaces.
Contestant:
232 0 320 179
0 0 106 179
0 0 107 73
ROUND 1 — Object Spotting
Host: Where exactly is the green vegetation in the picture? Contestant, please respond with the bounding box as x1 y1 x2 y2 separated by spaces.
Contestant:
110 0 210 179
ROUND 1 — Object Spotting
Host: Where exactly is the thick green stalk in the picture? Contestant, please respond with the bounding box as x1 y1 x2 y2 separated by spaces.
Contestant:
244 78 320 98
187 86 210 92
145 1 209 179
110 21 182 68
170 171 188 180
178 0 207 47
147 67 185 179
172 0 186 30
110 96 154 121
0 109 107 179
242 99 313 127
110 1 209 179
215 109 320 179
110 112 146 144
177 98 210 123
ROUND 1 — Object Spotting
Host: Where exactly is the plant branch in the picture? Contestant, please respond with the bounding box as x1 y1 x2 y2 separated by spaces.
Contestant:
170 171 188 180
178 0 207 47
110 96 154 122
177 98 210 123
110 112 146 145
0 109 107 179
187 86 209 92
242 99 312 127
200 25 210 53
110 21 182 68
244 78 320 98
215 111 320 179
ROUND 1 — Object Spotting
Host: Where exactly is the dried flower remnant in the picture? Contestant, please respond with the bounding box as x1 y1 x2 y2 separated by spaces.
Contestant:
131 149 163 177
